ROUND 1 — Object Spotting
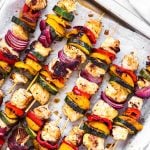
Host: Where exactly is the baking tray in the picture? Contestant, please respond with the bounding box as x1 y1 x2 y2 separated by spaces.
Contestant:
1 0 150 149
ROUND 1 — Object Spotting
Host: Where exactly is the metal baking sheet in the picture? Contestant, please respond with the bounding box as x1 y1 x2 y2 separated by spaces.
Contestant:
1 0 150 149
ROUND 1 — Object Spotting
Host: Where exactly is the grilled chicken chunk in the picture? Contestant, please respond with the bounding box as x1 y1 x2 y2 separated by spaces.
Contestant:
25 0 47 10
33 41 51 57
92 100 118 121
11 72 28 84
128 96 143 110
41 121 61 143
30 83 50 105
57 0 77 12
76 77 99 95
12 24 29 41
65 126 84 146
63 103 83 122
85 19 102 39
64 45 86 63
105 82 129 103
112 125 129 141
121 52 139 71
10 88 32 109
101 37 120 54
83 133 105 150
85 62 106 77
33 104 51 120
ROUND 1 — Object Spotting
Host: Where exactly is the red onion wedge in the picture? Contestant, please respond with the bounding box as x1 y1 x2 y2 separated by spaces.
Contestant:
101 92 124 109
0 127 7 137
80 69 102 84
38 35 49 48
41 26 52 45
58 50 80 70
5 30 29 51
135 86 150 98
40 20 46 31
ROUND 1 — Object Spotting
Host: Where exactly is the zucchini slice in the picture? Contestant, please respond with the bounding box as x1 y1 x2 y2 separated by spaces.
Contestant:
110 76 134 92
53 5 74 22
65 96 86 114
11 16 34 33
140 69 150 82
37 75 58 95
114 117 138 134
82 122 108 138
25 127 37 139
67 38 93 55
0 111 18 126
89 57 109 71
31 51 45 62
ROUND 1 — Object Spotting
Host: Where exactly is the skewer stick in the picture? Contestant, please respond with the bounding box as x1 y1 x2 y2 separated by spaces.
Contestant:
99 12 105 21
8 82 17 94
25 73 39 113
61 118 69 135
112 141 119 150
108 140 119 150
78 120 83 129
26 73 39 92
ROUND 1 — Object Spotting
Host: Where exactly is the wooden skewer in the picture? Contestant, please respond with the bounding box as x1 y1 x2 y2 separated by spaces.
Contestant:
61 118 69 135
78 120 83 129
8 82 17 94
108 140 119 150
99 12 105 21
25 73 39 113
26 73 39 92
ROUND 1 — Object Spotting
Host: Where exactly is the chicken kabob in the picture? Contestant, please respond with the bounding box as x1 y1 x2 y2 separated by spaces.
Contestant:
76 52 140 150
1 18 102 149
0 0 47 88
108 55 150 149
57 37 120 150
0 0 78 146
8 0 77 94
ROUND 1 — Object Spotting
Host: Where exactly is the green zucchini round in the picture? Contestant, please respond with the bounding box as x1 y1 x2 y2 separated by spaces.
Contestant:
53 5 74 22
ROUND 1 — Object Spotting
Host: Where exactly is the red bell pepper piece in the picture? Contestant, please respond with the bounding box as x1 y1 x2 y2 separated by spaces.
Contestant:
27 111 44 127
87 114 112 130
113 64 137 83
74 26 96 44
62 139 78 150
27 53 38 62
73 86 91 99
5 102 24 117
0 51 18 65
22 4 30 13
37 131 58 149
0 138 5 146
94 48 116 61
124 108 141 120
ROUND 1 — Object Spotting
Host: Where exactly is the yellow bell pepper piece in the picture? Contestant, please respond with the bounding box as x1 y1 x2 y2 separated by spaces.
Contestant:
26 117 41 132
25 58 42 72
66 29 78 38
110 65 134 87
15 61 37 75
5 107 18 119
89 121 110 135
119 115 143 132
80 34 92 47
67 92 90 110
40 71 64 89
46 18 65 37
46 14 71 28
91 52 111 64
59 142 75 150
0 61 11 72
146 66 150 72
